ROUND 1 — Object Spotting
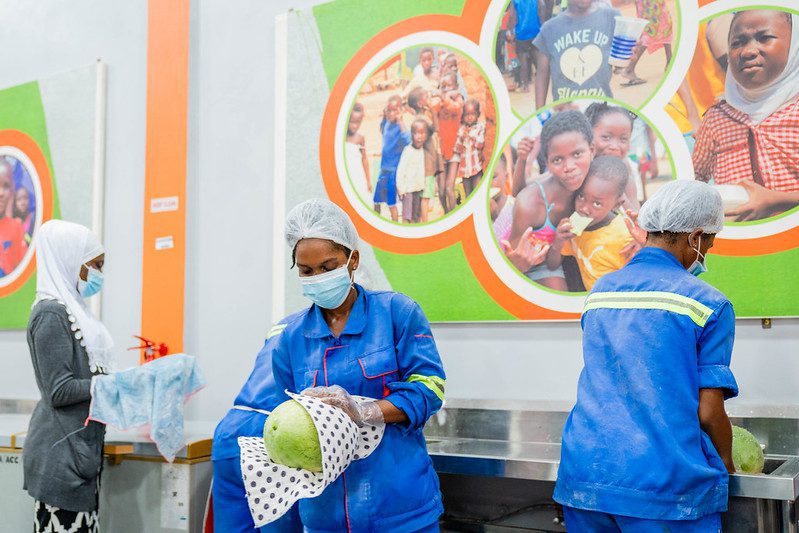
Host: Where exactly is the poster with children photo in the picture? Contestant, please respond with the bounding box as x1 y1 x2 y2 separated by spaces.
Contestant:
494 0 679 118
667 7 799 225
0 155 38 282
491 98 673 293
343 45 497 225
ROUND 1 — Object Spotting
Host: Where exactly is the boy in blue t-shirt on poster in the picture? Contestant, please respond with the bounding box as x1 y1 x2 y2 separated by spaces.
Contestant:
373 94 410 222
508 0 543 93
533 0 618 108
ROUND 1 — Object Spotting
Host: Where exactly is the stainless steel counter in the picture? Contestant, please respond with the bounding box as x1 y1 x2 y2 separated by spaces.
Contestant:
426 437 799 501
0 412 215 460
0 411 215 533
425 403 799 532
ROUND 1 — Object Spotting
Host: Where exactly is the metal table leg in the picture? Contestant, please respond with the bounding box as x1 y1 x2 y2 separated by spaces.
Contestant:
781 499 797 533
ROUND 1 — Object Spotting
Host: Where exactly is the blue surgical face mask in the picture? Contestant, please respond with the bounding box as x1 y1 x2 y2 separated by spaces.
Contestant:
300 252 354 309
78 266 104 298
688 235 707 276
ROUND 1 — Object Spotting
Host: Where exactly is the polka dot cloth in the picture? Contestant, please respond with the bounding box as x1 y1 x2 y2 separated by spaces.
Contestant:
238 391 385 527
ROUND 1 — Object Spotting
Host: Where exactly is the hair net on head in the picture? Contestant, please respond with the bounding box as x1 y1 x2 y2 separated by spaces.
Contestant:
638 180 724 234
284 198 360 251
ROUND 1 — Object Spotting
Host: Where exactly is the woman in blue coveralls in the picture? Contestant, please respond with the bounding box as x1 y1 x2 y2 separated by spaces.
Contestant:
213 198 446 532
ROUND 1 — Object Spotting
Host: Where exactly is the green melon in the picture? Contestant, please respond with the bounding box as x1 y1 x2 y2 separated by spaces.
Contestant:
732 425 765 474
263 400 322 472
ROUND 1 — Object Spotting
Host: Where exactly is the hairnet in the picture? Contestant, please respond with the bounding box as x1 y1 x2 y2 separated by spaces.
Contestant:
638 180 724 234
284 198 360 251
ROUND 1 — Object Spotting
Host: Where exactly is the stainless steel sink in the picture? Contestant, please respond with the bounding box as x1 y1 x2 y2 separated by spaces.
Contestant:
425 404 799 532
730 455 799 501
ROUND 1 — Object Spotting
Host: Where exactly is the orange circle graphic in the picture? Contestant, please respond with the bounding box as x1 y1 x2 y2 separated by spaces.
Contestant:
0 130 54 298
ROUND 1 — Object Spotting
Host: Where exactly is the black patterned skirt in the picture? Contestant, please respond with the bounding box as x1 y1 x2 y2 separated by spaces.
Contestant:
34 500 98 533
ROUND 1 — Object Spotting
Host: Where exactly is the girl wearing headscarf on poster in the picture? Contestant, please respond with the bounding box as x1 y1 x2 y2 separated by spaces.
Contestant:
0 159 28 276
23 220 114 533
692 10 799 221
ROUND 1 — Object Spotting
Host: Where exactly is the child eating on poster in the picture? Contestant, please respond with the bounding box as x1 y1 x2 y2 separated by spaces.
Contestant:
692 10 799 221
585 101 641 210
546 155 633 291
454 99 486 198
533 0 619 109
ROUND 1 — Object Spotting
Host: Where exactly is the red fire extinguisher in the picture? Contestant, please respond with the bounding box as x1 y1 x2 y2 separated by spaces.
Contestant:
128 335 169 363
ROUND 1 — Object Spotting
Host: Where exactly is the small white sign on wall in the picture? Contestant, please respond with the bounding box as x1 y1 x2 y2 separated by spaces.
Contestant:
155 236 174 250
150 195 180 213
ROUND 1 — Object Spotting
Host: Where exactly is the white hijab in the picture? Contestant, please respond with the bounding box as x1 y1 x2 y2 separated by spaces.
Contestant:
35 220 115 373
725 13 799 124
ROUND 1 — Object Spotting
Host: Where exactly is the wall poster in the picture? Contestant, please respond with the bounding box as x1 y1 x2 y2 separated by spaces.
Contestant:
0 63 106 328
275 0 799 321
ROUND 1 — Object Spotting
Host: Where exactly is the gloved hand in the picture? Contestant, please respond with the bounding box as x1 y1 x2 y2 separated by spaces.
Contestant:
301 385 385 427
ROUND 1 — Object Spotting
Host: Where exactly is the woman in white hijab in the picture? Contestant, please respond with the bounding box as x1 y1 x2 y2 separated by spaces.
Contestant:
23 219 114 533
692 9 799 221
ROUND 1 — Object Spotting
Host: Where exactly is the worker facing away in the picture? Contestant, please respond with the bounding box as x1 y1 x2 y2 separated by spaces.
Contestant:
555 180 737 532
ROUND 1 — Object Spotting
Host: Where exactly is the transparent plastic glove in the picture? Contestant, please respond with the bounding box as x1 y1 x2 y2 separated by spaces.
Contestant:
301 385 385 427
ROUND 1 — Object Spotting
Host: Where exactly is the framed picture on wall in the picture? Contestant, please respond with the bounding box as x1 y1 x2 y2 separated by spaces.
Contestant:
272 0 799 322
0 62 107 329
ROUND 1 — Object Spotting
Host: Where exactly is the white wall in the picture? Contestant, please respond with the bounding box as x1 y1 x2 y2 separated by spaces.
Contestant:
434 318 799 412
1 0 797 425
183 0 322 422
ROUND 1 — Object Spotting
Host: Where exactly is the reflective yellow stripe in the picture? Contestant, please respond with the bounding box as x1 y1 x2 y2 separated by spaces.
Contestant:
584 291 713 327
266 324 287 339
407 374 445 401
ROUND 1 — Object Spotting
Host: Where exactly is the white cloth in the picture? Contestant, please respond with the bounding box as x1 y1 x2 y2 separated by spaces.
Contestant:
725 13 799 123
88 354 206 462
395 145 426 195
34 220 115 373
238 392 385 527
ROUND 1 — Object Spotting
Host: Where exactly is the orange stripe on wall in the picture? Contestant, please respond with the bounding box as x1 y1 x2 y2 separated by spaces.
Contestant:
140 0 190 360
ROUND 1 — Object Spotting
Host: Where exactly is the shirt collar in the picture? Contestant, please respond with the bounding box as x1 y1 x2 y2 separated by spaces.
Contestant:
301 284 367 339
629 246 686 270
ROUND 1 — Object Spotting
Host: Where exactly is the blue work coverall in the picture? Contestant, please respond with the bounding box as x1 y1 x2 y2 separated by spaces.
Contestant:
212 335 303 533
554 247 738 531
272 285 446 532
